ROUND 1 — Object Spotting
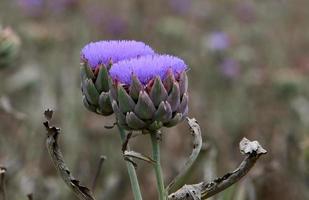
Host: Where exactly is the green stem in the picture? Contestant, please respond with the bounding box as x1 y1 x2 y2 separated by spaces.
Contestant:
117 125 143 200
150 131 166 200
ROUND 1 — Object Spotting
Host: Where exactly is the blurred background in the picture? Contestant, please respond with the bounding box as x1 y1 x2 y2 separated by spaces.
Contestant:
0 0 309 199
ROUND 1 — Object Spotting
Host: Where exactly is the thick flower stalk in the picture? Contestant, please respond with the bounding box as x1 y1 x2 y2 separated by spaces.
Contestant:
80 40 155 115
0 27 20 68
109 55 188 131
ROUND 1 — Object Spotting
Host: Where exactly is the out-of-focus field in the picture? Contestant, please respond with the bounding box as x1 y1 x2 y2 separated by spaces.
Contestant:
0 0 309 199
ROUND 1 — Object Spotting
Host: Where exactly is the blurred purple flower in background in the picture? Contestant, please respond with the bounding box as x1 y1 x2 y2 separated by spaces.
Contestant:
83 4 104 27
106 16 128 36
80 40 155 69
207 31 230 51
235 1 256 23
168 0 191 15
220 58 240 79
16 0 44 17
83 5 128 36
17 0 78 16
48 0 78 14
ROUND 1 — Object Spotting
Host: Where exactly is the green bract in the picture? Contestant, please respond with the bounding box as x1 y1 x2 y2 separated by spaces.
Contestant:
80 63 113 115
109 69 188 131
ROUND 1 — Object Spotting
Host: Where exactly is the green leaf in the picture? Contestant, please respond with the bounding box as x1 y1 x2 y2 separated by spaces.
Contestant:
95 65 109 92
117 85 135 113
126 112 146 130
129 74 144 101
167 82 180 112
154 101 172 123
134 91 156 120
98 92 113 115
178 71 188 97
163 68 176 94
150 76 168 107
112 100 127 127
80 64 94 80
82 95 96 113
164 113 182 127
177 93 188 114
83 79 99 105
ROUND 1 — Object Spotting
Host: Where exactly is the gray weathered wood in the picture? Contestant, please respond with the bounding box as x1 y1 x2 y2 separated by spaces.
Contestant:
43 109 96 200
166 118 203 193
168 138 267 200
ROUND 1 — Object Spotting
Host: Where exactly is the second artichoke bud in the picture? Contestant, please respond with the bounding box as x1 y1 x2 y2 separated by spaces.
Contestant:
80 40 155 115
109 55 188 131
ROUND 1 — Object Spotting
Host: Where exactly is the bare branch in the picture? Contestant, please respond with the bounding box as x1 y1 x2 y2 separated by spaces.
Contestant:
168 138 267 200
0 166 7 200
166 118 203 193
43 109 96 200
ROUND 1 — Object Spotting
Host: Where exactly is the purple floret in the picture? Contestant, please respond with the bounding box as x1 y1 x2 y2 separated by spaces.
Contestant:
80 40 155 69
110 55 187 85
207 32 230 51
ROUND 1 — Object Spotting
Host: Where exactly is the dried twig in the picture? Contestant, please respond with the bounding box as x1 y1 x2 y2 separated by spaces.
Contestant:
124 150 155 164
166 118 203 193
43 109 96 200
0 166 7 200
168 138 267 200
92 155 107 191
104 122 117 129
27 193 33 200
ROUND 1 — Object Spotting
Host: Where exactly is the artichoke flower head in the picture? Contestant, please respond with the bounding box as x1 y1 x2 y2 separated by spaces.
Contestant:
80 40 155 115
109 55 188 131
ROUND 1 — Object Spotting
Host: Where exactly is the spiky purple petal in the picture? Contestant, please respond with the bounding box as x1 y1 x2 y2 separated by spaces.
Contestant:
80 40 155 69
109 55 187 85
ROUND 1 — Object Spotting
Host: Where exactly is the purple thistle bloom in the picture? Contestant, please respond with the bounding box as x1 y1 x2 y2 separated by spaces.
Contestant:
110 55 187 85
207 31 230 51
220 58 240 79
81 40 155 69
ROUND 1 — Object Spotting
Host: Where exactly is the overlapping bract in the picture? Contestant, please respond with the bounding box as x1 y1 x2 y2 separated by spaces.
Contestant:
109 55 188 131
80 40 155 116
80 63 113 115
111 72 188 131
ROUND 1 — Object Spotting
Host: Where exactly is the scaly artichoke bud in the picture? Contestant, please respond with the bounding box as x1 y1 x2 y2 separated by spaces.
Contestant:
80 40 155 115
109 55 188 131
0 27 20 68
